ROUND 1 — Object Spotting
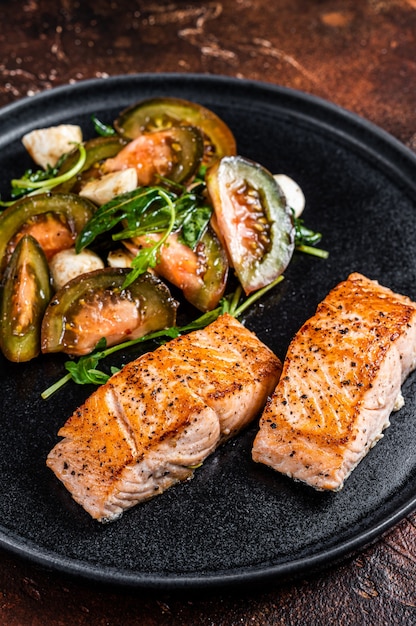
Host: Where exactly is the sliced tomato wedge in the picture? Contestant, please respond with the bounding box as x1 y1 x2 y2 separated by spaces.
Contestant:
41 268 178 356
103 126 204 186
0 192 95 277
114 97 236 167
0 235 52 362
127 226 228 312
206 156 295 294
56 135 128 193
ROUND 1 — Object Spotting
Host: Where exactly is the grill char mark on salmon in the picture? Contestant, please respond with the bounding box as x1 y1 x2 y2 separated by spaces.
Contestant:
47 313 282 521
252 273 416 491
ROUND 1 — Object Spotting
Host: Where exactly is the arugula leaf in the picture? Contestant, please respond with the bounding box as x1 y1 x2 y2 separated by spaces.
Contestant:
91 114 116 137
294 215 329 259
11 162 61 197
65 362 113 386
76 182 214 287
127 243 159 275
180 205 212 249
64 338 109 385
0 145 87 208
75 186 174 252
120 188 177 288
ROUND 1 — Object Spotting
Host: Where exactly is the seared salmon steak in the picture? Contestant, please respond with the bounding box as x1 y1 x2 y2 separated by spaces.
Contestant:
47 313 281 521
252 273 416 491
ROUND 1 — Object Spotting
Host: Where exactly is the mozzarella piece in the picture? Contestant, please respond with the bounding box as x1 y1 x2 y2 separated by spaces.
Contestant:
79 169 138 206
107 249 134 269
22 125 83 169
274 174 305 218
49 248 104 290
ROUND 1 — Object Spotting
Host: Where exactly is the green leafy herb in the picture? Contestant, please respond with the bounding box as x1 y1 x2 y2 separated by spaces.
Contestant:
121 188 177 288
41 275 284 400
76 182 213 287
0 144 87 208
180 205 212 249
294 215 329 259
91 114 116 137
76 186 168 251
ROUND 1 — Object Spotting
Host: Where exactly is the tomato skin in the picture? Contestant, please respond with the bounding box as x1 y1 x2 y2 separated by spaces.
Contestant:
41 268 178 356
127 226 228 312
114 97 236 167
103 126 204 186
0 192 96 278
56 135 128 193
190 227 229 312
7 212 77 264
0 235 52 362
206 156 295 294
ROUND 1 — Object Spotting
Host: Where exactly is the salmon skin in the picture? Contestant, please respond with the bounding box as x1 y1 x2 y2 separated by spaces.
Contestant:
47 313 282 522
252 273 416 491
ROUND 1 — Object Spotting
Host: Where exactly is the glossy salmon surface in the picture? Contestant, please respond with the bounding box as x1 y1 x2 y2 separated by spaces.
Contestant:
47 313 282 521
252 273 416 491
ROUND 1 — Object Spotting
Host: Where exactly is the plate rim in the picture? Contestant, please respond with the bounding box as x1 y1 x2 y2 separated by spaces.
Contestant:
0 496 413 590
1 72 415 164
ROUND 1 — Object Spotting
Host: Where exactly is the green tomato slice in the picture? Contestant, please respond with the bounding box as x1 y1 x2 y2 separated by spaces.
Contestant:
55 135 128 193
103 126 204 186
0 192 96 277
114 97 236 167
0 235 52 362
206 156 295 294
128 226 228 312
41 268 178 356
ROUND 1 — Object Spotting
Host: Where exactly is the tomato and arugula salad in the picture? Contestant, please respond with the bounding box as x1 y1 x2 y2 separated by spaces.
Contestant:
0 96 327 398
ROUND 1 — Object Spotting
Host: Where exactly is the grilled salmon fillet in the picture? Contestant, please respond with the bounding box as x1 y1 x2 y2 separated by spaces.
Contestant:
252 273 416 491
47 313 281 522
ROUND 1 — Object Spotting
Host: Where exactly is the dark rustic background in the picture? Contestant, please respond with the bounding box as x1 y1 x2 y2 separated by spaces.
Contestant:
1 1 416 624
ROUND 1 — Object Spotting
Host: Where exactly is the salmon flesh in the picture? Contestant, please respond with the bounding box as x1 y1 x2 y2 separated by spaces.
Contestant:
252 273 416 491
47 313 282 521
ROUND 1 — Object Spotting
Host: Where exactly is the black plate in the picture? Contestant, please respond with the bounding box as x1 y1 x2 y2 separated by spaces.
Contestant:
1 74 416 590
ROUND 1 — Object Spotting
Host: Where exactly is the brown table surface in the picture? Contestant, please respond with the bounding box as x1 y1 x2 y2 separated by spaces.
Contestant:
1 1 416 624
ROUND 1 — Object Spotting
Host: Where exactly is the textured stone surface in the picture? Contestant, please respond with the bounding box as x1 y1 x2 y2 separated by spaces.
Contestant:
1 0 416 147
1 1 416 624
